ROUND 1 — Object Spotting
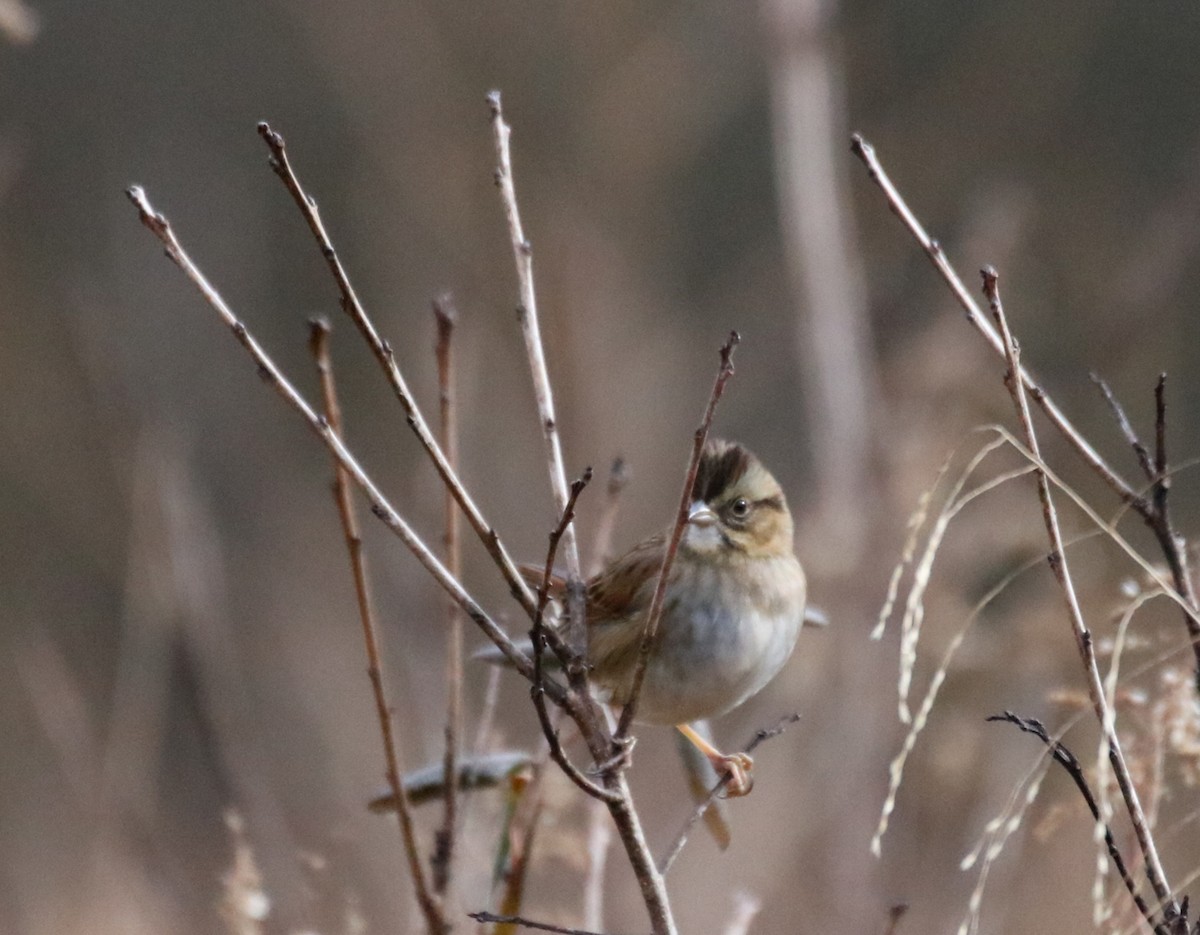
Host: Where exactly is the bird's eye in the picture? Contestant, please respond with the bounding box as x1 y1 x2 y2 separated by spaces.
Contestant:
730 498 750 519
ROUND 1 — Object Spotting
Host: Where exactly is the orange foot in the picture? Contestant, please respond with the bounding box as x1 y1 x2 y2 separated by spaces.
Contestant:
676 723 755 797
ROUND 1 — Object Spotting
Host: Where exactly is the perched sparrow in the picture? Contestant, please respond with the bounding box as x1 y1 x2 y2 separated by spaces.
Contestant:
577 439 806 795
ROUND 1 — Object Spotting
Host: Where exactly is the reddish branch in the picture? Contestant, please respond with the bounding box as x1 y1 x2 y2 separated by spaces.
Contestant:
308 319 447 935
616 332 740 740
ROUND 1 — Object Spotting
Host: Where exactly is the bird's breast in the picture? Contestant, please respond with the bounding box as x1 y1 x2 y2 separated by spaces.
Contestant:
595 553 805 726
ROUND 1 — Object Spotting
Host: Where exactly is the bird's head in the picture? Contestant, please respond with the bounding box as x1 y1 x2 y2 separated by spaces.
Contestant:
682 439 793 559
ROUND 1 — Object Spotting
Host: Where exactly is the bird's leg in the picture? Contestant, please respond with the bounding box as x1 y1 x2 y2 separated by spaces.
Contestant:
676 723 753 796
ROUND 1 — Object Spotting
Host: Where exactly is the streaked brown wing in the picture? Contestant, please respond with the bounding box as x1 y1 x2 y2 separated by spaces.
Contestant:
585 534 665 621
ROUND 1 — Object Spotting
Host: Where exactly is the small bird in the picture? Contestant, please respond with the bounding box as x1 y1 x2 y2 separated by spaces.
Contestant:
537 439 807 796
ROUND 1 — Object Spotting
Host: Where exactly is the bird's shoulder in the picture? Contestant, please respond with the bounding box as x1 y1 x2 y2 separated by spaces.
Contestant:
587 534 666 619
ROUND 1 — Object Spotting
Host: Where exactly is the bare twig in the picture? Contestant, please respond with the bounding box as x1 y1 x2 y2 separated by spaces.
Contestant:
658 713 800 875
530 469 620 804
850 135 1133 504
1092 374 1156 482
987 712 1164 935
468 912 613 935
432 295 463 898
982 266 1179 925
582 794 614 932
255 121 539 619
581 460 628 930
851 133 1200 689
616 332 740 739
487 91 581 585
308 319 447 934
589 457 631 577
1149 374 1200 680
1091 374 1200 683
131 168 677 935
126 185 541 685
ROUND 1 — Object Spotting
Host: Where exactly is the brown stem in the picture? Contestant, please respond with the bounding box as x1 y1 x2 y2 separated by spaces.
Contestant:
432 295 462 898
616 332 740 739
127 185 543 685
982 266 1178 923
128 183 677 935
308 319 447 935
851 132 1200 692
255 121 539 620
658 713 800 875
487 91 582 584
469 912 608 935
987 712 1166 934
530 469 620 804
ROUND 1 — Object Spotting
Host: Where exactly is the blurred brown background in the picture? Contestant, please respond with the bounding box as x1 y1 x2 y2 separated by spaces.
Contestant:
4 1 1200 933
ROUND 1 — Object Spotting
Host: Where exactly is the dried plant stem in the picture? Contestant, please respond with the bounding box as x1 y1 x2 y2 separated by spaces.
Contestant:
488 91 581 583
983 267 1178 926
851 134 1200 687
308 319 447 935
530 469 620 804
129 183 677 935
616 332 740 739
468 912 609 935
987 713 1163 934
658 713 800 876
432 296 462 898
255 122 539 620
126 186 541 686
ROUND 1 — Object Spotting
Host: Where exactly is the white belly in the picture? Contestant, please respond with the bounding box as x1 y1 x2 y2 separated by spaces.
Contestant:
602 555 805 725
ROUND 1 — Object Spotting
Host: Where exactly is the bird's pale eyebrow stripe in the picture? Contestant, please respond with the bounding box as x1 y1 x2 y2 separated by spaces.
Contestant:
753 496 785 512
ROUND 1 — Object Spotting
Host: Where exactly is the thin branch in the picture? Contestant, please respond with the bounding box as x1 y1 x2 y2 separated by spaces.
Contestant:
126 185 544 687
1092 373 1200 687
468 912 614 935
487 91 581 584
308 319 447 935
982 266 1178 922
851 134 1200 690
1091 374 1155 482
658 713 800 875
616 332 740 739
255 121 539 619
432 295 463 897
530 469 621 804
130 172 678 935
582 794 614 932
589 457 631 577
987 712 1164 935
850 134 1137 507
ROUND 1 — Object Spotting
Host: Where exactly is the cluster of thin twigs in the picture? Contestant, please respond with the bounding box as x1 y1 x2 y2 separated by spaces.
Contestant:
854 135 1198 934
126 93 776 935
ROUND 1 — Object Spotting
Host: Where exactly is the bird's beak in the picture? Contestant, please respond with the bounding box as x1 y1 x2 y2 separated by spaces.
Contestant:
687 500 719 528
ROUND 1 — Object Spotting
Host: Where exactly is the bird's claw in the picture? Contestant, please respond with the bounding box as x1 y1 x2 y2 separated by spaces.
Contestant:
592 735 636 778
715 752 754 797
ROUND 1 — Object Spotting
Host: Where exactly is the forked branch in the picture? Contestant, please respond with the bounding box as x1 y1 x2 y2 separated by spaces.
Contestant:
983 267 1179 927
851 134 1200 688
256 121 540 619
